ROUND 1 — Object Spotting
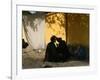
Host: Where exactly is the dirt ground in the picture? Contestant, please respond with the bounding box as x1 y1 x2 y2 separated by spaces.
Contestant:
22 46 89 69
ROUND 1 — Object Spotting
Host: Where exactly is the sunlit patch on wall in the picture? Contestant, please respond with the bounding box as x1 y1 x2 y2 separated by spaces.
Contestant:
45 12 66 44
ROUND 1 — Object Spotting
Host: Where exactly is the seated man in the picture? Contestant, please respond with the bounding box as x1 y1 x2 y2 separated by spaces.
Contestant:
56 37 70 62
75 45 87 60
44 35 58 62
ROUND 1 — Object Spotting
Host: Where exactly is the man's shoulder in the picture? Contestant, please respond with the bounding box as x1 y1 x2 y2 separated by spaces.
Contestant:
47 42 51 45
62 40 66 44
47 42 54 46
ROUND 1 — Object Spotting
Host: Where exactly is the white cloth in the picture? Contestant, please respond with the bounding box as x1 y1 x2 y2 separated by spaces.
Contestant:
24 16 45 49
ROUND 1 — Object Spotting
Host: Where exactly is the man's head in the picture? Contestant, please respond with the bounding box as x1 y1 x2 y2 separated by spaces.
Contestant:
57 37 62 42
50 35 57 42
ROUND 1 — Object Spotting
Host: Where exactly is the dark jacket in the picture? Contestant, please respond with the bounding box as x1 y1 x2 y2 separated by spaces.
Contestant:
44 42 57 62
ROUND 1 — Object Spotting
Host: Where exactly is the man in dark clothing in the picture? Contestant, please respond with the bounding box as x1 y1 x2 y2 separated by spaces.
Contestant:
57 38 70 62
44 35 58 62
75 45 87 60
